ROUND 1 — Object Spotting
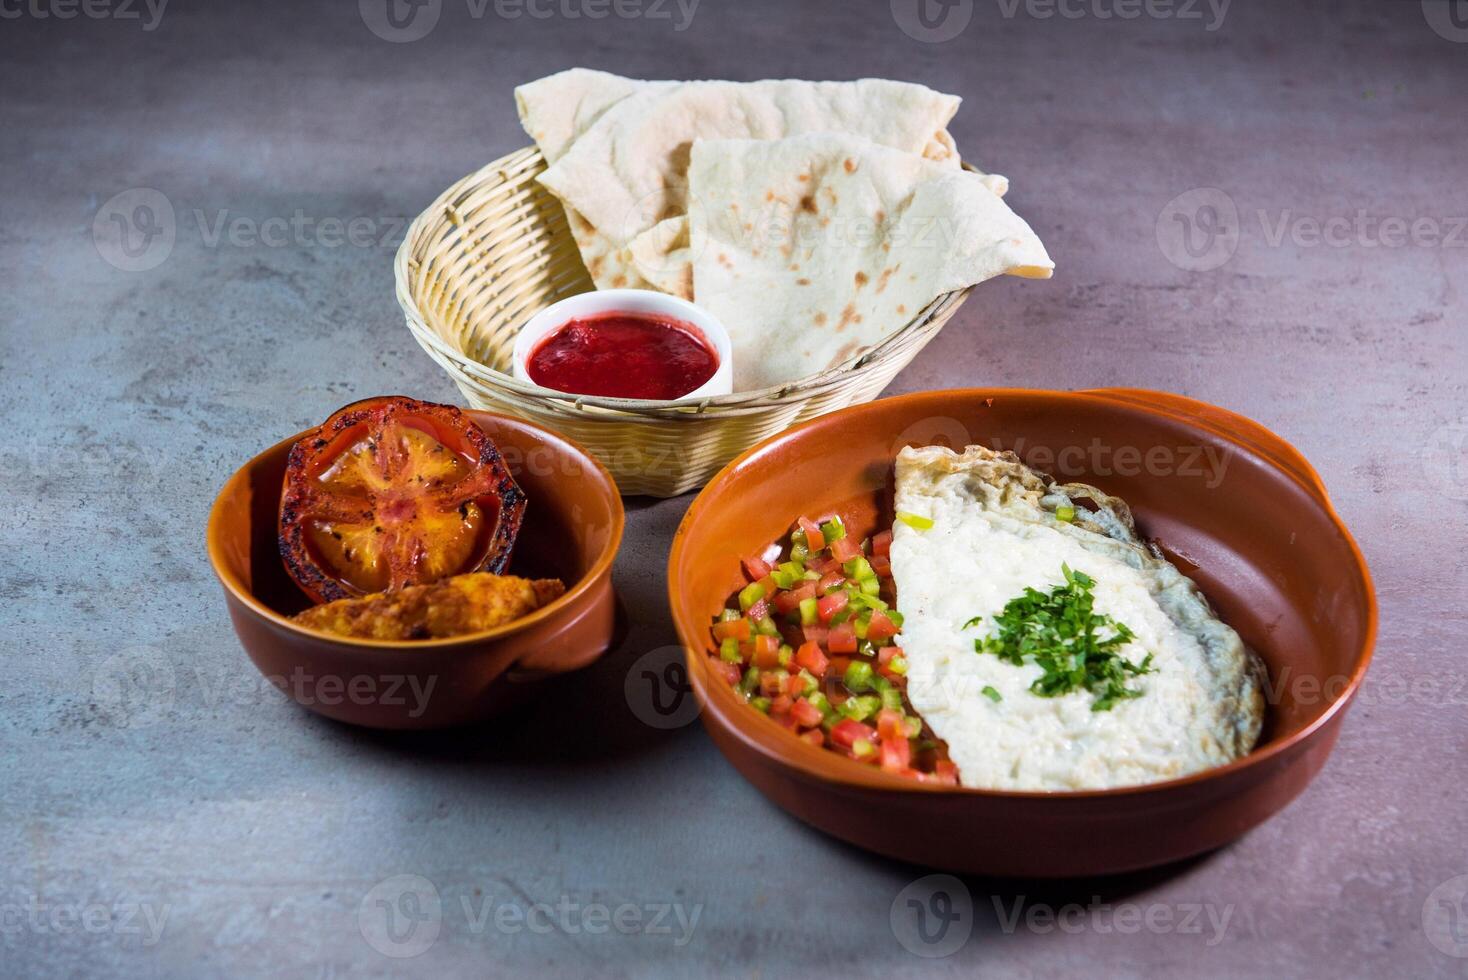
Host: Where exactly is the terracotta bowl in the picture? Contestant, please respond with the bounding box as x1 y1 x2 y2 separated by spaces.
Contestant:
207 408 624 729
668 388 1376 877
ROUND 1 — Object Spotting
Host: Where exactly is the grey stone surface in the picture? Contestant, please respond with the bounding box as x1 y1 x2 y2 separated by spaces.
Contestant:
2 0 1465 976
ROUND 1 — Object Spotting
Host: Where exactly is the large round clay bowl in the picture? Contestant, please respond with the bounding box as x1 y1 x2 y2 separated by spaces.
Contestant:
668 388 1375 876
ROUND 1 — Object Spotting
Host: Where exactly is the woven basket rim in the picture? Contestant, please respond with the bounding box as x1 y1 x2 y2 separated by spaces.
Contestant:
395 146 973 420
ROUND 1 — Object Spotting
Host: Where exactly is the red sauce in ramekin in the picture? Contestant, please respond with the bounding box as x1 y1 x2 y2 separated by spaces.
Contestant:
526 311 719 400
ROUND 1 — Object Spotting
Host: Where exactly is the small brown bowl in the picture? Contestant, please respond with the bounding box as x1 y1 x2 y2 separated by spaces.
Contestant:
207 408 624 729
669 388 1376 877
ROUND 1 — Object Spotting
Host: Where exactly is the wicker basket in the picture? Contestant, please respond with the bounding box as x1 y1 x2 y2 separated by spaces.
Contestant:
395 146 972 497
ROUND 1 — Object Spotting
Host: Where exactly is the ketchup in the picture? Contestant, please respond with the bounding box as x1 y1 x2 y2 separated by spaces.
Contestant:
526 312 719 400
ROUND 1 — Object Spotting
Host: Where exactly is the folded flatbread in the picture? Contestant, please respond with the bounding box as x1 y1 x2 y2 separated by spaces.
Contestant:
516 70 973 295
689 134 1053 390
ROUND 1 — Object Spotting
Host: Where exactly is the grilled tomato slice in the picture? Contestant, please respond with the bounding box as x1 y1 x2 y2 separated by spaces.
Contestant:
278 396 527 603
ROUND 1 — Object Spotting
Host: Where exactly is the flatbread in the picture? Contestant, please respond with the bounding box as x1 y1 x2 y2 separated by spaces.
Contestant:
524 74 964 291
688 134 1053 391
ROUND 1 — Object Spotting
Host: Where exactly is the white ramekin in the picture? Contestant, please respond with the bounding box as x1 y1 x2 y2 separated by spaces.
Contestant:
511 289 734 401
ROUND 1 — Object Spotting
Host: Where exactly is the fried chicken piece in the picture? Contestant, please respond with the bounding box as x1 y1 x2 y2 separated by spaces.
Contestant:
292 572 566 641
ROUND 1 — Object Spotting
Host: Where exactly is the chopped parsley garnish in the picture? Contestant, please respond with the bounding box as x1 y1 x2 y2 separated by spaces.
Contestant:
968 564 1153 712
981 685 1002 703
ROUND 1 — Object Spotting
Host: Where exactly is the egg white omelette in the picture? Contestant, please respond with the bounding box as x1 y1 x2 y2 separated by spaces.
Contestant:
890 445 1265 791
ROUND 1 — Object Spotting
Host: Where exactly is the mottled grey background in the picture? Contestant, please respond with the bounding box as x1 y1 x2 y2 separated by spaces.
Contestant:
2 0 1465 976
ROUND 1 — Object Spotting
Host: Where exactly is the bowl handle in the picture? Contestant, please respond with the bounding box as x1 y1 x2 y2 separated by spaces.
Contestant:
1082 388 1331 507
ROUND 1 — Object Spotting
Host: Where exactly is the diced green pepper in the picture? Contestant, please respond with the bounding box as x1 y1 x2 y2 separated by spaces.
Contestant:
756 616 779 637
719 637 742 663
852 738 876 759
719 608 741 622
820 516 846 541
880 685 903 712
806 691 831 715
843 556 874 581
750 696 771 714
886 655 909 676
772 567 799 589
903 717 923 739
843 660 875 693
739 667 760 695
860 577 881 596
798 596 819 626
738 582 766 610
777 645 794 668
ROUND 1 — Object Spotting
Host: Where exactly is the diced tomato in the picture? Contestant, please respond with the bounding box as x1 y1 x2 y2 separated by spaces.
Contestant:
794 641 829 676
791 698 823 728
867 610 900 643
871 530 892 557
817 572 846 595
817 591 849 623
828 621 858 654
786 673 809 698
828 656 851 677
747 597 771 622
710 659 741 686
759 673 784 698
755 575 778 597
878 645 902 666
830 535 861 563
712 618 751 642
880 735 912 772
750 635 780 669
802 624 830 646
875 709 905 741
829 719 876 750
808 556 843 576
769 693 793 715
772 582 816 614
743 556 772 581
869 555 892 577
799 728 825 748
797 517 825 552
930 760 960 786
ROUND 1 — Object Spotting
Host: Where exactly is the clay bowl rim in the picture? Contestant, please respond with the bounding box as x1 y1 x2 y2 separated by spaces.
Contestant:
206 408 626 652
669 386 1378 801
